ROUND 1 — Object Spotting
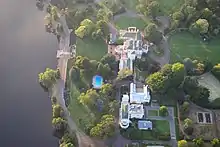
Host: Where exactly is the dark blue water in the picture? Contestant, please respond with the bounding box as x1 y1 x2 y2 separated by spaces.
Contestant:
0 0 58 146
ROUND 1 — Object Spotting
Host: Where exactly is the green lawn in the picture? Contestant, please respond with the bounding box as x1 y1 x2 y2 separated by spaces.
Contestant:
157 0 184 14
68 83 95 131
170 32 220 64
115 16 147 30
123 0 139 11
148 110 158 116
76 38 107 60
153 120 170 134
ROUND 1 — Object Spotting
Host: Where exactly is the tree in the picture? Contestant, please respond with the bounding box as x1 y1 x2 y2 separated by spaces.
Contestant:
52 104 64 118
78 89 100 107
117 68 133 80
146 72 166 93
171 62 185 87
38 68 59 90
183 76 198 94
60 143 74 147
75 56 91 69
100 53 117 70
108 100 120 115
211 138 220 147
159 106 168 116
97 63 111 79
90 115 116 139
147 1 160 18
144 23 162 45
178 140 188 147
75 26 87 38
212 63 220 80
172 11 184 21
191 86 210 107
96 20 109 37
100 83 113 97
160 64 172 77
80 19 95 34
52 117 67 138
201 8 213 18
193 138 204 147
195 19 209 34
144 23 157 35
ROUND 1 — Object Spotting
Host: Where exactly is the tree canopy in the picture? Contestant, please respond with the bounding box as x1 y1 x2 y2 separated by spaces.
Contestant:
178 140 188 147
38 68 59 90
90 114 116 139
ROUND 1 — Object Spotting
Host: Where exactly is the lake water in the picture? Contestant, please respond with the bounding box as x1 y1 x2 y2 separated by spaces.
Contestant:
0 0 58 146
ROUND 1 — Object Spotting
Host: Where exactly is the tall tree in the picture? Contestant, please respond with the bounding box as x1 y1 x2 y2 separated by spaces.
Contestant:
38 68 59 90
178 140 188 147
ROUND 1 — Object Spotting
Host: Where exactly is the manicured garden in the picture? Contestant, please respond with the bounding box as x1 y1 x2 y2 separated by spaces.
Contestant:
115 16 147 30
148 110 158 116
170 32 220 64
76 38 107 60
120 120 171 140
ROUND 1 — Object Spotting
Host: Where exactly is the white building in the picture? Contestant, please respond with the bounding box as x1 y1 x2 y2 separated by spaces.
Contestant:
119 83 151 129
130 83 151 104
119 95 130 129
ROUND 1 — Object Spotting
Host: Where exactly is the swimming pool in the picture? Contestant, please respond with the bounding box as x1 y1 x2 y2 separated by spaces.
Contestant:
92 75 103 89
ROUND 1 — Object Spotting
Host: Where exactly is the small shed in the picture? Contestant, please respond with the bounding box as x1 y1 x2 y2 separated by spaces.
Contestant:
138 120 152 130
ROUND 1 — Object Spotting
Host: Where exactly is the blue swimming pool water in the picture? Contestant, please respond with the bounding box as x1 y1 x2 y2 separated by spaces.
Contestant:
93 75 103 88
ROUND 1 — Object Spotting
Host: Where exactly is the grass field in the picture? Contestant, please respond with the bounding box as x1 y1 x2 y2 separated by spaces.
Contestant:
115 16 147 30
170 32 220 64
68 83 95 130
153 120 170 134
157 0 184 14
76 38 107 61
123 0 139 11
148 110 158 116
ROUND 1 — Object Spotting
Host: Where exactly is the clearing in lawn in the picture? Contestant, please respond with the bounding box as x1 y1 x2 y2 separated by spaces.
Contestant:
148 110 158 116
76 38 107 61
115 16 147 30
170 32 220 64
197 72 220 102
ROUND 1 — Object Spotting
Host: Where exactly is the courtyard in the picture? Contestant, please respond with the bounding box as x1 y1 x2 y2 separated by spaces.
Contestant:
170 32 220 64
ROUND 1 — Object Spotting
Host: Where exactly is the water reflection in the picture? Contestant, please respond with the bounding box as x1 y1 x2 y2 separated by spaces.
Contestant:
0 0 58 146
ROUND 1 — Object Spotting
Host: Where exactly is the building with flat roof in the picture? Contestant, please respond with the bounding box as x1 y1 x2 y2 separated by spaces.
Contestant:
129 104 144 119
130 83 151 104
119 83 151 129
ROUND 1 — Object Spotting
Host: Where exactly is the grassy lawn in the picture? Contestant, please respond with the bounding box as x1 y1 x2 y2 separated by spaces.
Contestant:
157 0 184 14
115 16 148 30
153 120 170 134
123 0 139 11
68 83 95 131
76 38 107 61
170 32 220 64
148 110 158 116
